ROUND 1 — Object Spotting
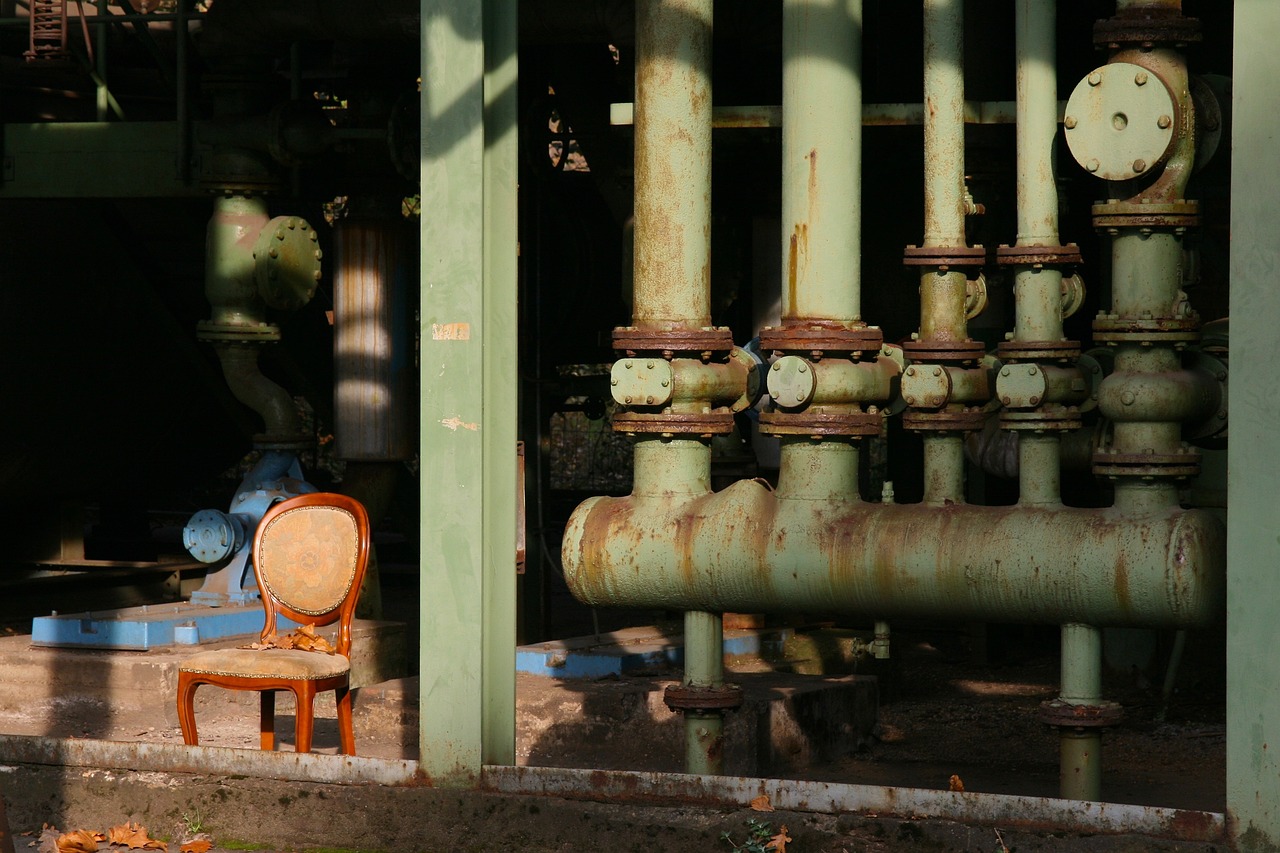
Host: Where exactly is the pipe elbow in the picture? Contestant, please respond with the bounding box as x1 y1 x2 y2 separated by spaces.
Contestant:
215 344 303 443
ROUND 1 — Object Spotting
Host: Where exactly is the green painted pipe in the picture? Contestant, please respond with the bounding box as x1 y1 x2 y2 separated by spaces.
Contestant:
1059 624 1103 801
563 479 1224 628
1019 433 1061 507
632 0 713 330
781 0 862 322
922 0 966 248
204 194 271 331
922 435 965 505
682 610 726 774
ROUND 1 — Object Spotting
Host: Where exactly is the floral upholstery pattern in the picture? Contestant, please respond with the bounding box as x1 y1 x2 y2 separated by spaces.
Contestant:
257 505 359 617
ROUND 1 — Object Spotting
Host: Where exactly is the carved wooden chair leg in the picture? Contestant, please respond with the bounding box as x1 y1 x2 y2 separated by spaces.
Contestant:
293 682 317 753
177 673 201 746
260 691 276 751
335 685 355 756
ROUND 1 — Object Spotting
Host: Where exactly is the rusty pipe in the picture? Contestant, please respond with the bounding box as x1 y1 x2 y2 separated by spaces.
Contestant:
563 479 1224 629
781 0 863 323
632 0 713 330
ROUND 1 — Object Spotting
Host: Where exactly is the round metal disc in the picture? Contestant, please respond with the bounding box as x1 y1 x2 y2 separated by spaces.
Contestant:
1064 63 1176 181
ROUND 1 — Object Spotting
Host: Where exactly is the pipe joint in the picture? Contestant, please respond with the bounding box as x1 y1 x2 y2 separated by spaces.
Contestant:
998 364 1090 411
903 363 992 412
611 348 759 413
768 353 900 411
1097 365 1218 424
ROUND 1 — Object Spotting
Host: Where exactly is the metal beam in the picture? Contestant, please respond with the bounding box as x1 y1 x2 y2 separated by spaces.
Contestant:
418 0 517 783
1227 1 1280 848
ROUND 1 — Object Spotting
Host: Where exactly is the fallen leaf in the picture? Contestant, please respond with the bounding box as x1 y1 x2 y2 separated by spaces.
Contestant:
749 794 774 812
179 842 211 853
241 625 334 654
949 774 965 792
55 830 99 853
766 824 791 853
106 823 166 851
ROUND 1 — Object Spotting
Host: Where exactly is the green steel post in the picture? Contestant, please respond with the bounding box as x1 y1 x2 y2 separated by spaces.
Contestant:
1227 2 1280 845
418 0 518 782
1059 624 1102 801
781 0 861 323
682 610 726 775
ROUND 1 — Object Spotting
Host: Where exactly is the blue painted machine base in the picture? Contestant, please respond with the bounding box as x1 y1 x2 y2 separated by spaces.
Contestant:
515 625 793 679
31 602 301 650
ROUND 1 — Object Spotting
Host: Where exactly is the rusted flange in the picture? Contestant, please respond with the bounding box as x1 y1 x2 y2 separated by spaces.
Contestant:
758 410 882 438
902 339 987 364
758 322 884 358
902 244 987 271
612 411 735 437
1092 200 1200 231
902 409 987 432
1000 410 1084 432
613 326 734 358
1092 314 1200 348
995 243 1083 268
1092 449 1201 479
664 684 745 713
996 340 1082 363
1039 698 1125 729
1093 9 1201 49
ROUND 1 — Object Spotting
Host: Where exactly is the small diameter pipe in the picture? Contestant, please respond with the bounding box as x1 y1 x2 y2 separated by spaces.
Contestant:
923 435 965 505
632 438 711 498
1059 623 1103 801
1019 433 1061 507
214 344 303 440
776 440 860 502
780 0 862 323
632 0 713 329
683 610 726 775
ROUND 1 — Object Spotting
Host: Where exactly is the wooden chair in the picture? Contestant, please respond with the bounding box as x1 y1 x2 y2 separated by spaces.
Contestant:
176 492 370 754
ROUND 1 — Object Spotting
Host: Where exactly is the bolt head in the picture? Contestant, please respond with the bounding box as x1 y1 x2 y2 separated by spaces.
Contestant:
1157 114 1172 129
1133 159 1147 173
625 360 633 369
933 367 942 377
906 396 916 405
1086 159 1100 173
1134 70 1148 86
1064 115 1078 129
624 396 633 404
906 367 916 377
1088 71 1102 87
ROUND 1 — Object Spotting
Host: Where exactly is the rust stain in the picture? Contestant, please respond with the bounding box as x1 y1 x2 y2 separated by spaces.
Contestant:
787 231 799 316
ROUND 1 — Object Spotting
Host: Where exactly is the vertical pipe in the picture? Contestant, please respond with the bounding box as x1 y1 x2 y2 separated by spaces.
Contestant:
776 439 860 501
922 0 966 249
922 434 964 505
683 610 725 775
1018 433 1061 506
1059 623 1103 801
780 0 862 322
1012 0 1065 344
918 0 969 505
632 0 713 329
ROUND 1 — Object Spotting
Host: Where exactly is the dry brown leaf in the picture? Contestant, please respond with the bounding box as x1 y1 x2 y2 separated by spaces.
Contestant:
766 824 791 853
55 830 99 853
106 823 166 852
241 624 334 654
948 773 965 792
749 794 774 812
179 841 211 853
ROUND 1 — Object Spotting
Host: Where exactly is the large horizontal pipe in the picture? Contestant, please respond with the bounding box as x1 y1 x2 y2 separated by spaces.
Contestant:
563 478 1224 628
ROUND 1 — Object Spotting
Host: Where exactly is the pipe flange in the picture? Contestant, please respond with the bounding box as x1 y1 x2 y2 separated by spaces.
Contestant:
1039 699 1125 729
999 410 1083 432
1092 315 1200 346
902 409 987 432
1092 200 1200 231
996 340 1083 363
664 684 745 713
254 216 324 311
1092 449 1201 479
196 321 283 343
903 244 986 271
1093 10 1201 49
902 339 987 365
612 410 735 437
758 410 882 438
758 322 884 358
613 326 734 358
995 243 1083 268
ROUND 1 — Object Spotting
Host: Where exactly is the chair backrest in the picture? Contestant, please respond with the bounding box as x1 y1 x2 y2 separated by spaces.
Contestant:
252 492 371 657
